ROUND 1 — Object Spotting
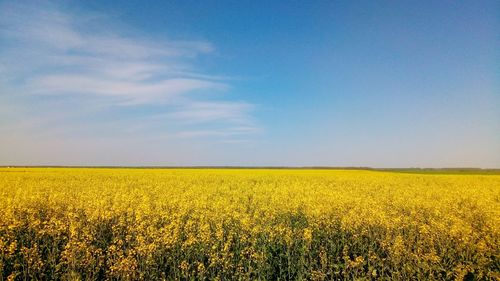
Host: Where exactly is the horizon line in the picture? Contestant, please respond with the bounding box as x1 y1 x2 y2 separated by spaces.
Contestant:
1 166 499 171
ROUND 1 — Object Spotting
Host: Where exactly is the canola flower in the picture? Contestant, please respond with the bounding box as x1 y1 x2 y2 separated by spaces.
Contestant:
0 168 498 280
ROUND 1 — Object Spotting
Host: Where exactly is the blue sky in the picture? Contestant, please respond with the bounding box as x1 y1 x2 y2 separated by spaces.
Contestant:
0 0 498 167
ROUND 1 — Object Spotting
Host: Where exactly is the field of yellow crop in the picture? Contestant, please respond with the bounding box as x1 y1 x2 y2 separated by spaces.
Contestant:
0 168 498 280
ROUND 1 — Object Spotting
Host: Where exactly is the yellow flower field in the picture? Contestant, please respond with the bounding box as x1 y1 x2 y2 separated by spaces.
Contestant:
0 168 498 280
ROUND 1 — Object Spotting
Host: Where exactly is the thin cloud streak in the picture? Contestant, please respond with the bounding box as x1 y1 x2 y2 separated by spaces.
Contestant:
28 75 226 105
175 126 262 139
168 102 255 124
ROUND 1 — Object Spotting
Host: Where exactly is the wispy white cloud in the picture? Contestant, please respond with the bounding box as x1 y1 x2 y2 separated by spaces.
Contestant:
28 75 226 105
175 126 262 139
0 1 260 146
168 101 255 124
0 1 222 105
0 2 213 58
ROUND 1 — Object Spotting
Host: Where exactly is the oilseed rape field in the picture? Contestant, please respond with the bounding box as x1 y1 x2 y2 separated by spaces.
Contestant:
0 168 498 280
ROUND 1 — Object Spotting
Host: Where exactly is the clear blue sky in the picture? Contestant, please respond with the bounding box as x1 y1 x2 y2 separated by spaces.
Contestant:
0 0 498 167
